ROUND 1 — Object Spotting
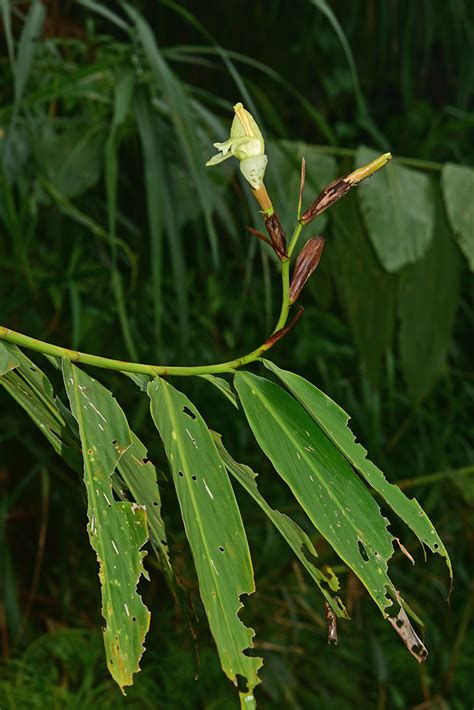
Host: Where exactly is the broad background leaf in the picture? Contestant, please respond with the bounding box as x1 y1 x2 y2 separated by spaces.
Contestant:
356 146 435 272
441 163 474 270
329 194 396 384
398 189 462 401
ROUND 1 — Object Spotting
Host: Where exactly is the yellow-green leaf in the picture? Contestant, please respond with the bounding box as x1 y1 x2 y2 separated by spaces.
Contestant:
62 360 150 693
148 377 262 702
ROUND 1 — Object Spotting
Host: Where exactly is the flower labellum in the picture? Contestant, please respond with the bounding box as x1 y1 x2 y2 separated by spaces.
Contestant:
206 102 268 190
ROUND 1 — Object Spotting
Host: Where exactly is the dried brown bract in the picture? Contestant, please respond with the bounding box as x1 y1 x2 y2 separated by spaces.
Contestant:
289 237 325 304
264 212 288 260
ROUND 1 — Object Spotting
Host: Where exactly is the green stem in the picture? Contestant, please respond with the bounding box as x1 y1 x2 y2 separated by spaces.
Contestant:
272 222 303 333
0 225 304 379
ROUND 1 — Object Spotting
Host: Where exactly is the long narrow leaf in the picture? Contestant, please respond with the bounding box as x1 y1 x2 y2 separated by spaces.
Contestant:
105 70 137 360
63 360 150 693
262 359 452 579
124 3 219 263
135 90 189 348
116 432 173 584
212 432 348 619
0 343 81 471
148 376 262 704
235 371 398 616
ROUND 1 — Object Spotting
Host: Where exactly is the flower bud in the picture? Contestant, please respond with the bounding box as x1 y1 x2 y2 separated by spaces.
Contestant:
289 237 325 303
206 102 268 190
300 152 391 226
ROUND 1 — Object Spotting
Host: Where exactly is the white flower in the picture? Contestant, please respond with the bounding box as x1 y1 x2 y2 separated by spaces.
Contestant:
206 102 268 190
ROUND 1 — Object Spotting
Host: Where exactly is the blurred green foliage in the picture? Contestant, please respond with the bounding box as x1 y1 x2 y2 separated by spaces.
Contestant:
0 1 473 708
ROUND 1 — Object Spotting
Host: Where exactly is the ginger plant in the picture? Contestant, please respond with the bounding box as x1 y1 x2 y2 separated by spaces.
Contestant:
0 103 450 709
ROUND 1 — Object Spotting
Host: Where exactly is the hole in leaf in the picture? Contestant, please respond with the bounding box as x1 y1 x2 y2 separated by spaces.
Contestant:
191 475 197 481
132 617 136 622
153 502 159 506
218 546 225 552
358 540 369 562
142 457 150 464
30 367 36 371
235 674 248 693
112 440 117 445
433 543 439 549
161 540 167 546
183 406 196 420
178 471 184 478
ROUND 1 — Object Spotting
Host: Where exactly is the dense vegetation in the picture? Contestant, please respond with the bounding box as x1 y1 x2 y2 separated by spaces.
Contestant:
1 1 473 708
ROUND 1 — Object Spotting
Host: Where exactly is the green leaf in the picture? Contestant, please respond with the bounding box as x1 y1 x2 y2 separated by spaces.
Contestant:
125 3 220 264
115 432 173 584
356 146 435 272
398 189 462 400
234 371 398 616
212 432 348 619
62 360 150 694
262 359 452 579
135 90 189 348
37 120 107 198
148 377 262 701
329 194 396 384
13 0 45 106
0 344 81 471
200 374 239 409
441 162 474 270
0 341 19 375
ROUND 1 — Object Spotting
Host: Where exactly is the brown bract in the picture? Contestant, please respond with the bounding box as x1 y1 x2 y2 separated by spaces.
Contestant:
300 177 352 225
289 237 325 304
264 213 288 260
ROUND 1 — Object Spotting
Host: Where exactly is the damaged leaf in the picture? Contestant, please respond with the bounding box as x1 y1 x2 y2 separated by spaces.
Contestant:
213 432 348 619
0 343 81 471
388 605 428 663
115 432 173 586
263 359 452 580
234 371 399 616
148 377 262 703
0 341 20 375
62 360 150 693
